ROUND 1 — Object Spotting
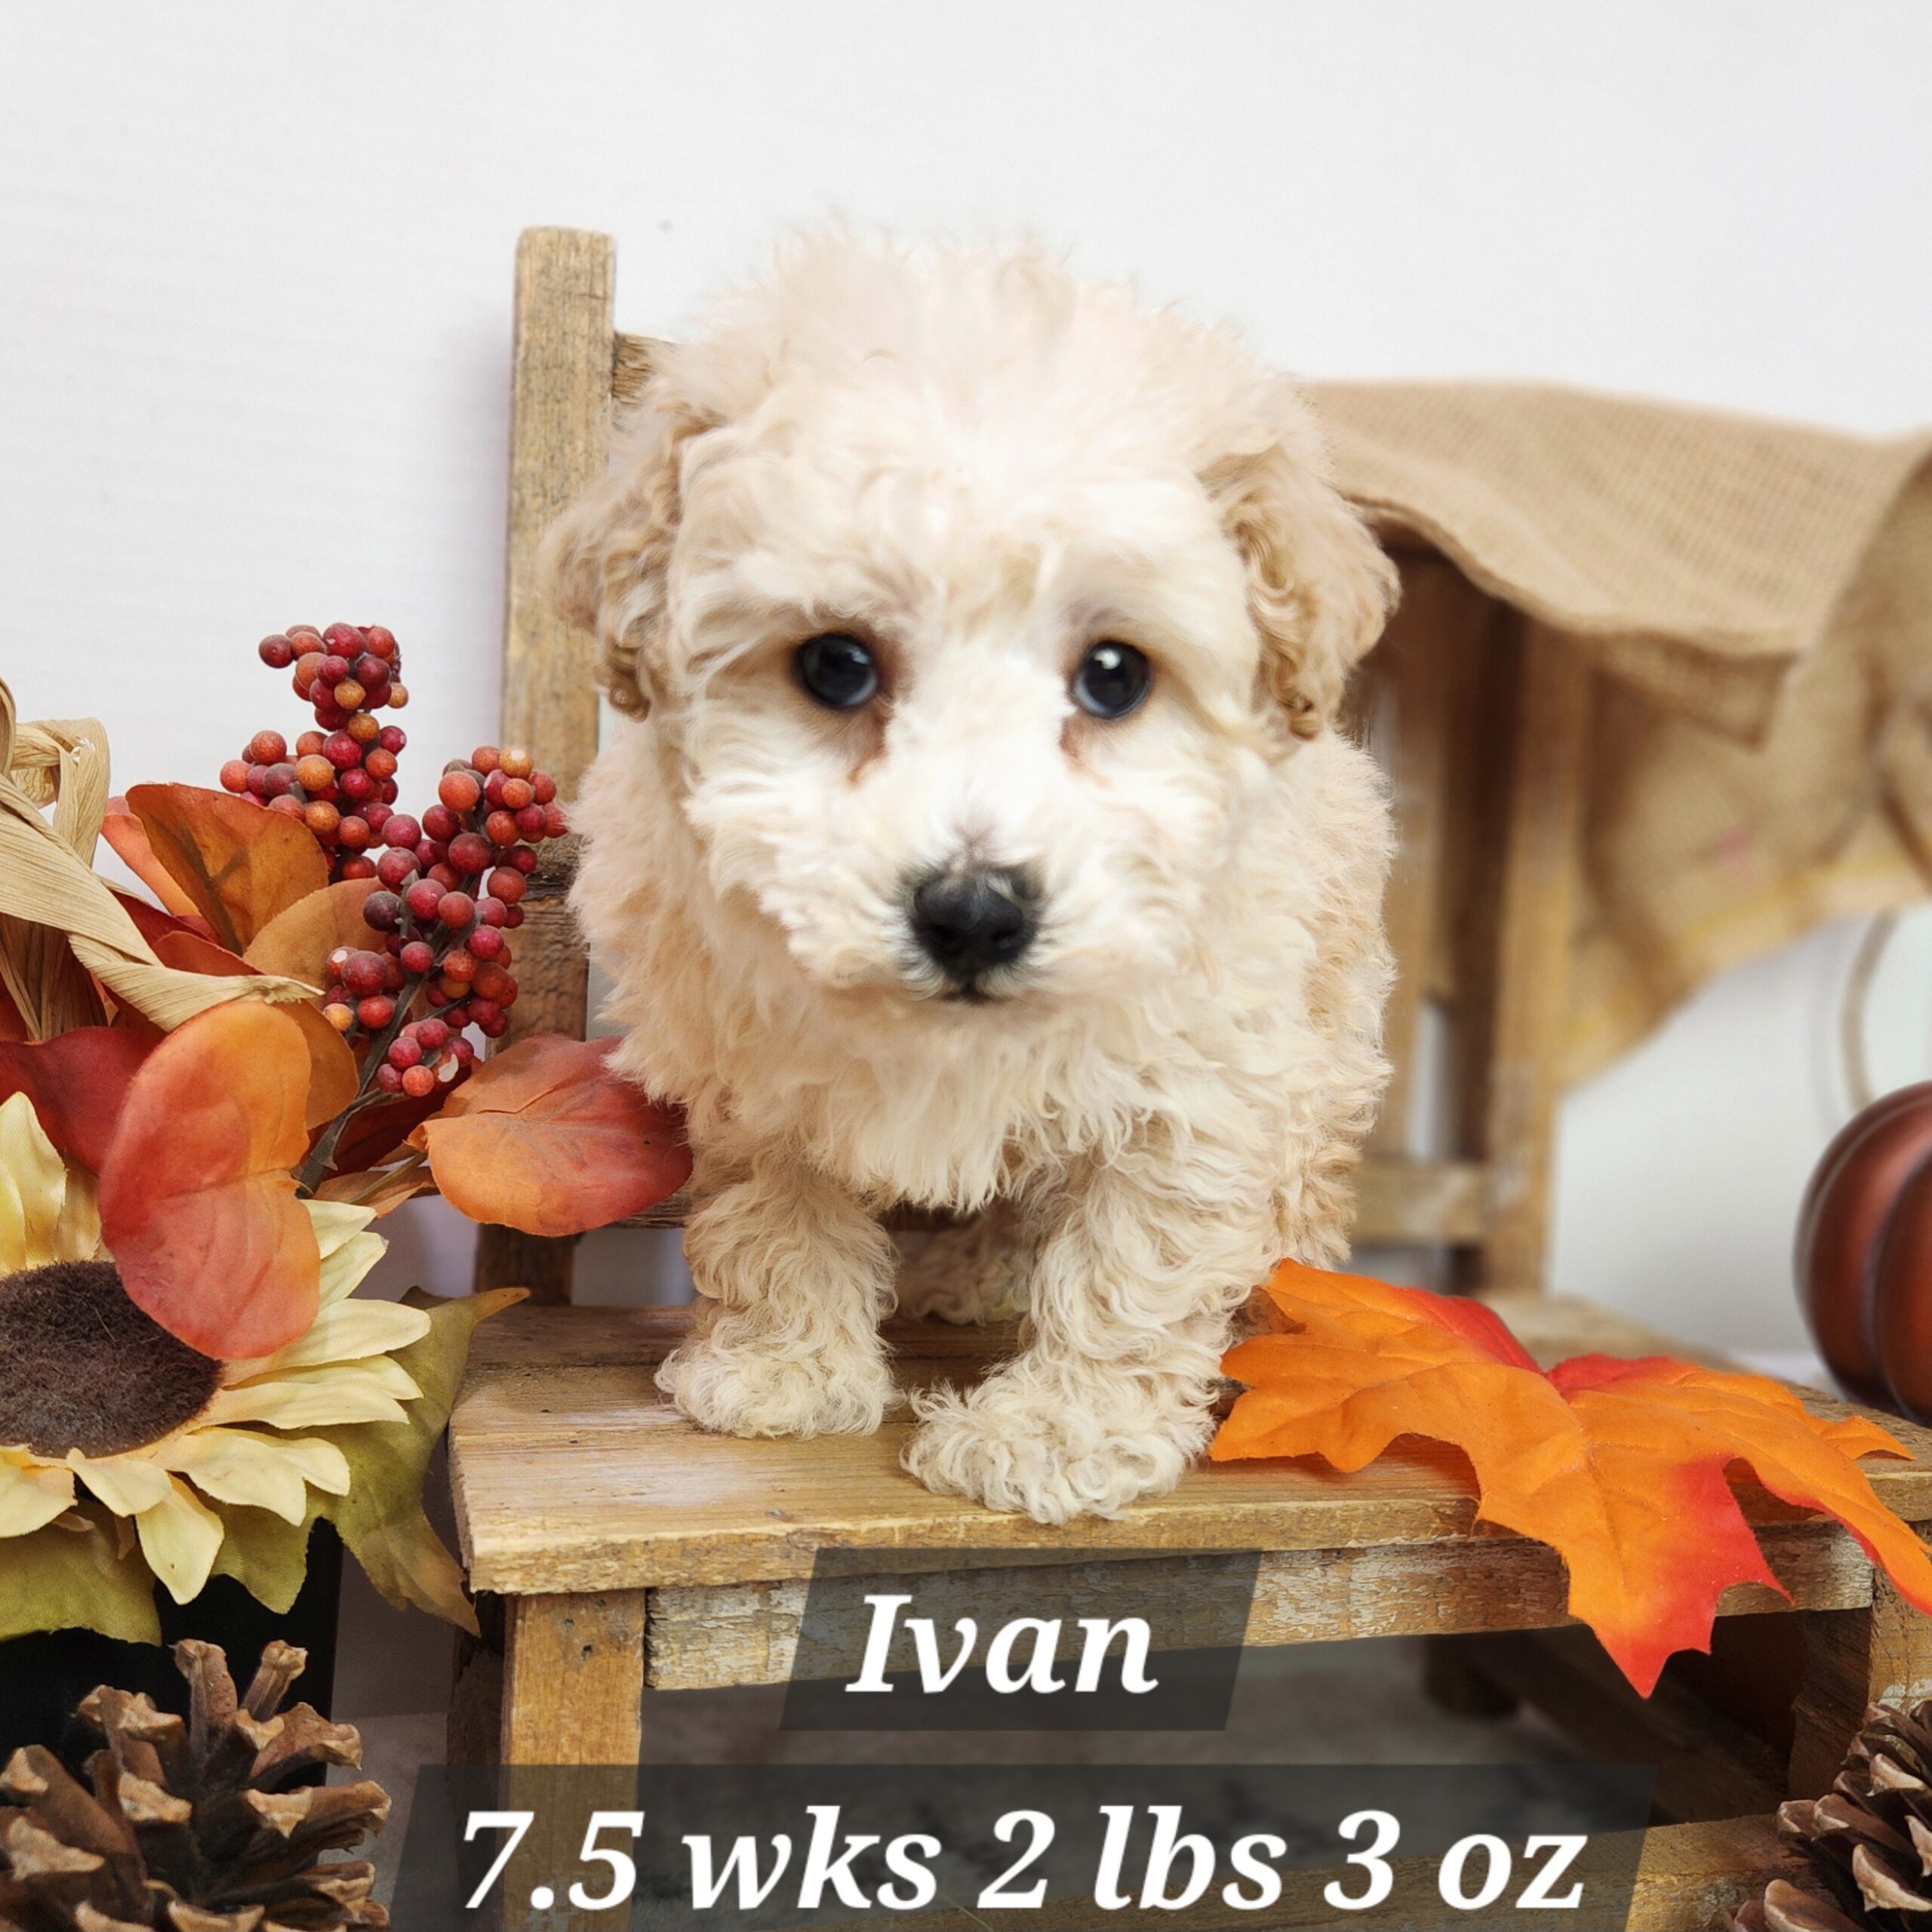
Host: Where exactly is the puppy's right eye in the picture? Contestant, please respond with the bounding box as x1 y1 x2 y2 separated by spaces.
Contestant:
794 633 879 711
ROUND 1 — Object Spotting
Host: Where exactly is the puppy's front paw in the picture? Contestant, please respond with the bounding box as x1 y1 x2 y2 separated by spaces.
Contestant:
903 1383 1203 1522
658 1335 895 1438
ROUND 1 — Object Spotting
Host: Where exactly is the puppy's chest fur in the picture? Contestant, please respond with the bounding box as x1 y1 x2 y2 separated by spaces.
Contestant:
575 721 1381 1212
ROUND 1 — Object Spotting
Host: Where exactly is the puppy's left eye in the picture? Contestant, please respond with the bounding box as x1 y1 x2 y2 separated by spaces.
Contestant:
1072 641 1152 719
795 632 880 710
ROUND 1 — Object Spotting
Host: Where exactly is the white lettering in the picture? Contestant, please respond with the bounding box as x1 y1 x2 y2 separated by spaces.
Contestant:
797 1805 878 1911
1075 1617 1159 1693
684 1833 792 1910
985 1617 1066 1694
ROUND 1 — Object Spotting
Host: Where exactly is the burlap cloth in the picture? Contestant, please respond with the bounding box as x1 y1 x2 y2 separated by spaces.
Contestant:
1306 383 1932 1084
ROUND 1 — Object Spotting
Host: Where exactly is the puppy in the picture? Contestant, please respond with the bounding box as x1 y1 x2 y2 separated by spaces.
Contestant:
550 234 1396 1524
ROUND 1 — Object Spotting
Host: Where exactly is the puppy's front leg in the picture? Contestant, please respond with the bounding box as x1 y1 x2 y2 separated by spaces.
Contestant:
903 1150 1275 1521
658 1152 899 1438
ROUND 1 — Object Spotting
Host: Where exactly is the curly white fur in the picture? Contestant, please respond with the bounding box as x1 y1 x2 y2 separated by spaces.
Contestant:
551 233 1396 1523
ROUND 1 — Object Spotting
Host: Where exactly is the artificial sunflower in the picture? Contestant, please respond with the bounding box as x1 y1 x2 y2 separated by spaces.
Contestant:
0 1089 429 1604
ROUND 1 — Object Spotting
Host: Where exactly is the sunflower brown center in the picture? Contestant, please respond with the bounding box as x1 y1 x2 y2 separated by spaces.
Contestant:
0 1260 222 1458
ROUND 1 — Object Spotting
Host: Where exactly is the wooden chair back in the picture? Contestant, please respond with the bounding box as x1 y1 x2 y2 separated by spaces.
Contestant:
472 229 1590 1306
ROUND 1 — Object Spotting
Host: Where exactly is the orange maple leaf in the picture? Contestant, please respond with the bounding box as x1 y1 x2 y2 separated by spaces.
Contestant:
1213 1259 1932 1694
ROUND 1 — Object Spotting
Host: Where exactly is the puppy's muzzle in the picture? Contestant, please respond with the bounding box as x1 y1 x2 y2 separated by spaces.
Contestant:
909 863 1040 991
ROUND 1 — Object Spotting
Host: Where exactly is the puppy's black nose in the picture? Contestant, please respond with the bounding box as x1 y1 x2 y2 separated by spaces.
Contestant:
909 866 1038 985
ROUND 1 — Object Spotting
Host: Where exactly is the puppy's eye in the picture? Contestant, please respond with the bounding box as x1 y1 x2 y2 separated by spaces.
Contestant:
794 632 879 710
1072 641 1151 719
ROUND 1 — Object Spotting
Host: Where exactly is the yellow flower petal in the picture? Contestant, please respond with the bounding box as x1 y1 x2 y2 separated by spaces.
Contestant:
315 1230 389 1310
300 1203 389 1315
271 1435 352 1495
135 1478 225 1604
0 1091 71 1275
67 1451 174 1517
201 1374 414 1432
158 1428 350 1522
302 1198 378 1261
53 1162 104 1263
0 1454 76 1538
222 1353 423 1404
246 1298 431 1376
291 1200 386 1315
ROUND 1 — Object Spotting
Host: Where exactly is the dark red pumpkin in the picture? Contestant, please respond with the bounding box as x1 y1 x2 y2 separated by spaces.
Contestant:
1872 1151 1932 1423
1795 1081 1932 1417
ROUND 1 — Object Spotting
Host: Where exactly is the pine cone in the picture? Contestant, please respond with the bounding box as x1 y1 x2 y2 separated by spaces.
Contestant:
1734 1699 1932 1930
0 1639 389 1931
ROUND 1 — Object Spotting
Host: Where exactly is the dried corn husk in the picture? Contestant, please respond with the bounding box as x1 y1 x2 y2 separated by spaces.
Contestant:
0 678 315 1039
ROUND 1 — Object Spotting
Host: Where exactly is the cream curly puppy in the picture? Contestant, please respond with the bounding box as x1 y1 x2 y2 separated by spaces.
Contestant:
550 235 1395 1524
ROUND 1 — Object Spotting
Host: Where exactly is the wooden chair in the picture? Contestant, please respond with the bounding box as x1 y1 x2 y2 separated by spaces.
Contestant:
448 229 1927 1924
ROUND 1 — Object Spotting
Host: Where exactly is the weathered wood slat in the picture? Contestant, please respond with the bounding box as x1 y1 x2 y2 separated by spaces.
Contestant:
1361 558 1475 1157
1627 1816 1801 1932
450 1294 1932 1598
1447 1626 1789 1823
503 234 616 795
1355 1155 1488 1244
453 1290 1752 1386
1789 1576 1932 1796
475 230 617 1307
643 1524 1874 1692
611 330 659 405
501 1589 645 1764
1476 622 1591 1289
618 1155 1494 1244
499 1591 649 1926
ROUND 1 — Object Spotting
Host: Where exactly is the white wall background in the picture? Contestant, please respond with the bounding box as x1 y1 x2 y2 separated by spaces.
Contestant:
5 1 1930 1387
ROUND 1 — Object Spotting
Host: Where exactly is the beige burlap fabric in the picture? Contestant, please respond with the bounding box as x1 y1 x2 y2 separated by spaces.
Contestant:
1306 382 1932 1084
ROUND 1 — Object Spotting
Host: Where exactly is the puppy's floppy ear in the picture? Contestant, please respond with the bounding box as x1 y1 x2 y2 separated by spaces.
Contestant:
541 371 717 718
1205 416 1398 739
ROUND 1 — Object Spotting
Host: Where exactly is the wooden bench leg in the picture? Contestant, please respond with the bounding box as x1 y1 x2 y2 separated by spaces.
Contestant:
502 1590 648 1765
448 1592 507 1766
1789 1577 1932 1797
1475 622 1589 1295
497 1593 647 1928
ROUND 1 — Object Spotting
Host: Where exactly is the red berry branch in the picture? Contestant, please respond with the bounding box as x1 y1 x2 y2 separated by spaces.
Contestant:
222 623 567 1192
221 623 411 875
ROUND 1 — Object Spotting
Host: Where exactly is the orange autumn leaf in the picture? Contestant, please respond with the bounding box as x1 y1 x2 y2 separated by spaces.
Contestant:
1213 1259 1932 1696
244 876 379 987
410 1032 691 1237
122 783 327 953
275 1003 361 1134
146 922 357 1131
314 1158 436 1218
101 797 205 922
97 1001 321 1359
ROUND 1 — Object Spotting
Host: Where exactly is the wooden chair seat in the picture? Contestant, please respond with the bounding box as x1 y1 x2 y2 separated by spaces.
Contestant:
451 1292 1932 1774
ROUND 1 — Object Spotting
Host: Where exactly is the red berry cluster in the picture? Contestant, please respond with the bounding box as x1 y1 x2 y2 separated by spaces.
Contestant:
317 747 565 1092
223 626 574 1146
220 623 411 880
